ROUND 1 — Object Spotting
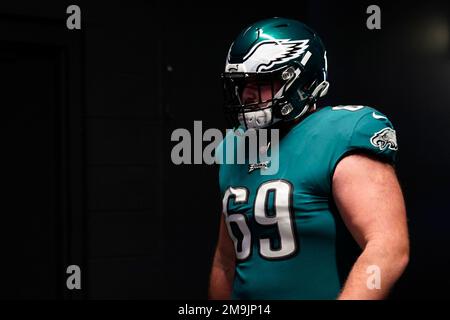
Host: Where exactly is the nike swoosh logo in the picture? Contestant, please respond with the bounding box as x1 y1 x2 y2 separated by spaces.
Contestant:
372 112 387 120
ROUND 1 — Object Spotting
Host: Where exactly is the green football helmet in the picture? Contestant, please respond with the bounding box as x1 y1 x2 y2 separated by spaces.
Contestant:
222 17 329 129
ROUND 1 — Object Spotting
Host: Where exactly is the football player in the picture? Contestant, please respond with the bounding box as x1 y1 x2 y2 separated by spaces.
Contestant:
209 17 409 299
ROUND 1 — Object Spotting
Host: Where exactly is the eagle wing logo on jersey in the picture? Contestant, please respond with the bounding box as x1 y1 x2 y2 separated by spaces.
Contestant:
226 39 310 72
248 160 270 173
370 128 398 151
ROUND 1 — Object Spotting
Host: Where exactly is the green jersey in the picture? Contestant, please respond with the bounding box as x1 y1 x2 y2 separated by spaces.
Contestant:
217 105 398 299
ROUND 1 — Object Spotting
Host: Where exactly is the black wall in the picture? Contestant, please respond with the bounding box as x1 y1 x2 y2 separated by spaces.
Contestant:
1 0 449 299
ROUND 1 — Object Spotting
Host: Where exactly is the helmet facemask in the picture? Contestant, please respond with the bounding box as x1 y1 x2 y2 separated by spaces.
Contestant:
222 64 321 130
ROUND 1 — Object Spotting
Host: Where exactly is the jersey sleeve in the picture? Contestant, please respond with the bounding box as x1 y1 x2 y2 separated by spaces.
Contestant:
305 106 399 196
347 110 398 164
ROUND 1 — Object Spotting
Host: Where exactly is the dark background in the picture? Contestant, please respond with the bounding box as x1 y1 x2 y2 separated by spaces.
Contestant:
0 0 449 299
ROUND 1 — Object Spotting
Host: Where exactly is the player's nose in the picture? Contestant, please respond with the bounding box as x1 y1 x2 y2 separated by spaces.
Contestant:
242 86 259 103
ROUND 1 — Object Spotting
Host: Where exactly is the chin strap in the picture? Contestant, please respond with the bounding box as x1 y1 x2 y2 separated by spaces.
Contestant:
285 80 329 122
298 80 329 117
311 80 330 98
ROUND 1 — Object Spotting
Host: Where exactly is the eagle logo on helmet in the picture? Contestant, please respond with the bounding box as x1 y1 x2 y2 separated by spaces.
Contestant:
370 128 398 151
226 39 310 73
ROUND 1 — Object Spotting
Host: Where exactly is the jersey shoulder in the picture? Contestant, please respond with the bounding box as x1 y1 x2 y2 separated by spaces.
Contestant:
313 105 391 127
294 105 398 163
320 105 398 162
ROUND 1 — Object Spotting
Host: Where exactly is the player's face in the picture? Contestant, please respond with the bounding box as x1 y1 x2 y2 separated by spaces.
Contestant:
241 80 282 109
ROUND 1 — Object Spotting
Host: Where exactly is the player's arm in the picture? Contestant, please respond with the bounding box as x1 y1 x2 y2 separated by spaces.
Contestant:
208 214 236 300
332 153 409 300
